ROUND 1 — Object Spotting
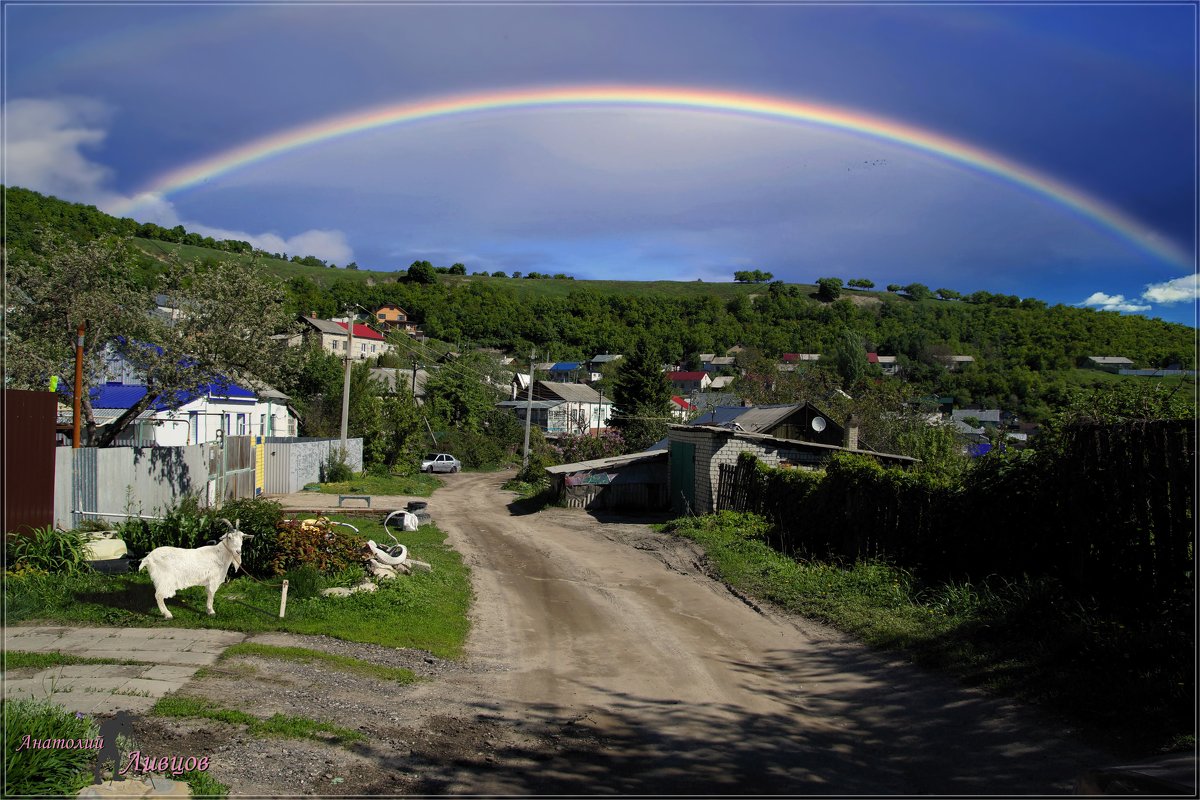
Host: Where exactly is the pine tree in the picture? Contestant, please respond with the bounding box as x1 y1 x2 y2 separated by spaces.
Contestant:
610 340 673 452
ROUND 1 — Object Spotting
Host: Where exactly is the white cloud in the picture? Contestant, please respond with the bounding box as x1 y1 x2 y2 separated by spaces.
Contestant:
1142 274 1199 304
1078 291 1151 313
3 98 354 265
3 98 114 201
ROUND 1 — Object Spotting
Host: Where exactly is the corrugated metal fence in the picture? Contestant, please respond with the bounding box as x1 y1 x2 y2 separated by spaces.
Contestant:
260 438 364 495
52 436 362 529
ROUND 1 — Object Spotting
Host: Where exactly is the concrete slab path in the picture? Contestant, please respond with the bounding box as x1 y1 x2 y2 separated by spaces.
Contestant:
3 626 247 715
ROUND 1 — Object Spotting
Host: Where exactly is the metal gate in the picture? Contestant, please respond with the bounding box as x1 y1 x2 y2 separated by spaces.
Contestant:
669 440 696 516
4 390 57 533
207 434 255 504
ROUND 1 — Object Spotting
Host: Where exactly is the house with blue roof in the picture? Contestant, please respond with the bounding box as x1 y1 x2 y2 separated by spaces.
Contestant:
66 344 300 446
548 362 583 382
68 378 297 447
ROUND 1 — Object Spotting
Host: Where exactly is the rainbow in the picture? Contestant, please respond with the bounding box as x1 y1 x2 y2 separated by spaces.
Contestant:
117 84 1192 268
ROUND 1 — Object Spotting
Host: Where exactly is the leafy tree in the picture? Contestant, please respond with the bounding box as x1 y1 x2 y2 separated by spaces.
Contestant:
511 271 522 279
903 283 933 301
8 234 294 446
448 263 467 275
491 271 507 278
346 261 359 270
734 269 773 283
407 261 438 284
609 340 673 451
424 352 506 432
848 278 875 289
830 329 870 388
886 284 901 292
816 277 844 302
936 288 962 300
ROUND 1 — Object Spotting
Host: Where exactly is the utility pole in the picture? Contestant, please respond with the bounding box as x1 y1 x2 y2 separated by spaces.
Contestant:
411 360 418 402
522 348 535 466
72 322 84 448
597 389 603 437
339 308 353 454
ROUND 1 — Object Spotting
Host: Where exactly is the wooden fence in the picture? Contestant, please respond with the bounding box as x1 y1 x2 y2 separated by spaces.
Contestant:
716 419 1195 608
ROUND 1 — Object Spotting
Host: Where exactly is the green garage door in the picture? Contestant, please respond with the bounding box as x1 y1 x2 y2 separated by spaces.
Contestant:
669 441 696 515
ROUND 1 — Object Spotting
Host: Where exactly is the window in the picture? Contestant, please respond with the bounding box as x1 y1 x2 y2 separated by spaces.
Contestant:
260 414 267 435
370 344 377 353
189 412 198 444
237 414 247 435
360 342 367 353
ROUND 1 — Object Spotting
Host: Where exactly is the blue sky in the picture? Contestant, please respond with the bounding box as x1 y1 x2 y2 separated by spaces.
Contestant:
4 2 1197 325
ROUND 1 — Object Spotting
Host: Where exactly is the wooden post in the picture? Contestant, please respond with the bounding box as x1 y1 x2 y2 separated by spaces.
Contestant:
279 579 289 618
72 322 84 448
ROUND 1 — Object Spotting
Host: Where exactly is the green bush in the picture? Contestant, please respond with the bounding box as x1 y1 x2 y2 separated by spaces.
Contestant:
3 697 99 796
5 526 90 575
219 497 284 578
117 495 224 558
435 428 504 468
321 450 354 483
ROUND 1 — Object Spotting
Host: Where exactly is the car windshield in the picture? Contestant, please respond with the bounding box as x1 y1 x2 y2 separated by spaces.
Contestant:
425 454 438 461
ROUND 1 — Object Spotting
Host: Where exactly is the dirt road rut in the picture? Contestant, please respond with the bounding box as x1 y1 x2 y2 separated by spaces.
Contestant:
402 470 1107 794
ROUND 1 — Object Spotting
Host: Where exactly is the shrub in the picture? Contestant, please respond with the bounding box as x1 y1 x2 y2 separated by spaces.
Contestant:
219 497 284 578
271 519 363 576
5 526 90 576
117 496 223 558
435 428 504 468
365 461 391 478
321 450 354 483
4 697 99 796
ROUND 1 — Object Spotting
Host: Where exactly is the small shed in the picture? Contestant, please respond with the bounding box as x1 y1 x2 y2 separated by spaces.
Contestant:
545 449 669 510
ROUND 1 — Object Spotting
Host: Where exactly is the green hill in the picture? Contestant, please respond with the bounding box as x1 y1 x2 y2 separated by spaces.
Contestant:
6 184 1194 421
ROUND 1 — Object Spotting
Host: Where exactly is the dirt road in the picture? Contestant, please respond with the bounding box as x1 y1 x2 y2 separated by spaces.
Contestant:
135 469 1110 794
399 470 1108 794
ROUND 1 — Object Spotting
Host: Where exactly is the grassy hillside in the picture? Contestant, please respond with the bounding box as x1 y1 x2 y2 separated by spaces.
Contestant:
133 238 393 286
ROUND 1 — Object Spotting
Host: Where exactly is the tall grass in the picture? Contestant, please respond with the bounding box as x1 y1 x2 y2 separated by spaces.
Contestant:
665 511 1193 756
3 697 99 796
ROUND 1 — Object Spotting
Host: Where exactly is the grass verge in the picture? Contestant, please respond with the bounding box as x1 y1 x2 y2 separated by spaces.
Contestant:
316 472 442 497
152 696 364 745
4 518 471 659
218 643 418 683
665 511 1193 757
4 651 142 670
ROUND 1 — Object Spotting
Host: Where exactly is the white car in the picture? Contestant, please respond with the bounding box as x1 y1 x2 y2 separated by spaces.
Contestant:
421 453 462 473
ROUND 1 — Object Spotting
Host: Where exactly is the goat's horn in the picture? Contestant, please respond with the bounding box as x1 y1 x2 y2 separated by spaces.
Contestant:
219 518 235 531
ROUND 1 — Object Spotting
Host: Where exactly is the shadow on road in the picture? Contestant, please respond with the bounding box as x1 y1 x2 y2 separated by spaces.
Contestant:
350 645 1109 795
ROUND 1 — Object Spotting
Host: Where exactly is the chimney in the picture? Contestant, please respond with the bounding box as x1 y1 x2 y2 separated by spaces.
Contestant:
843 416 860 451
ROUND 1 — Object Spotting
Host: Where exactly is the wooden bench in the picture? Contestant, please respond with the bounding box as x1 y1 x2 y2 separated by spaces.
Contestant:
337 494 371 508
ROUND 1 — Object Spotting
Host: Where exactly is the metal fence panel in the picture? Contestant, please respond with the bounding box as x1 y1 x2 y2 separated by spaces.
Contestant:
4 390 57 533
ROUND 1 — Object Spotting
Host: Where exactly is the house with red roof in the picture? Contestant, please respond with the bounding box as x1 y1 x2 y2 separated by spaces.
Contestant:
293 314 395 361
866 352 901 376
670 395 698 421
666 371 712 394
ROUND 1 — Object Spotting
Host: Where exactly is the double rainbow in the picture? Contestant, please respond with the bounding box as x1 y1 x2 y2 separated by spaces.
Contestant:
117 85 1192 268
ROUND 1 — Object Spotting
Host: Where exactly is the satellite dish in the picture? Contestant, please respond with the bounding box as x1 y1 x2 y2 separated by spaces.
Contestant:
811 416 827 433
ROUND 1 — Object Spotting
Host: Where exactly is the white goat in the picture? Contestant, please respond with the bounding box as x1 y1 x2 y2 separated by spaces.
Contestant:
139 519 253 619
